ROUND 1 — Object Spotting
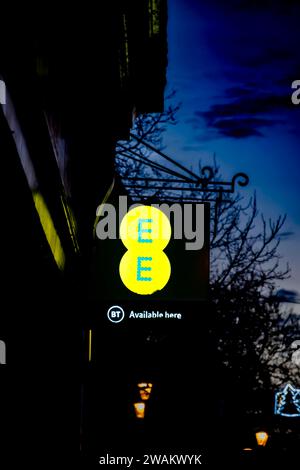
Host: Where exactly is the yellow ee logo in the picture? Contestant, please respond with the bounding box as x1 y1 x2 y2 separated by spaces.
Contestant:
119 206 171 295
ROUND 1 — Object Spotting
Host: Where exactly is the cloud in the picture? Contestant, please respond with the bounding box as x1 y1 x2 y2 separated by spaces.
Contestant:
198 95 289 121
275 289 300 304
224 86 255 99
213 117 278 138
278 231 295 239
193 0 300 12
194 91 289 139
181 144 203 152
184 117 201 129
243 48 295 68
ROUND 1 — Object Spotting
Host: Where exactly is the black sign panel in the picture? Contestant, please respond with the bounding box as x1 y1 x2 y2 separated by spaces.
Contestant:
89 202 210 304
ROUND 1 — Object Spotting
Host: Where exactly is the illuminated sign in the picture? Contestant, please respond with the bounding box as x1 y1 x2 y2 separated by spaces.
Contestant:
119 205 171 295
91 201 210 302
274 383 300 417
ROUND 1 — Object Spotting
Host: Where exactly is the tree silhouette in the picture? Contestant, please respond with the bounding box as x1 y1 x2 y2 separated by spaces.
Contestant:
115 101 300 398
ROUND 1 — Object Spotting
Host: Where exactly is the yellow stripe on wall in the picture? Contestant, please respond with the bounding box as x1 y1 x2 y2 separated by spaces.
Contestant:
32 191 66 271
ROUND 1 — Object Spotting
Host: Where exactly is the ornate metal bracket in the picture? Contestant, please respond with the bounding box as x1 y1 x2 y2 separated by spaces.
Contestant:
116 133 249 202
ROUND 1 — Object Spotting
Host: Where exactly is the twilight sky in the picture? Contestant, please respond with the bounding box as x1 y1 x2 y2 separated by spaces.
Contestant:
162 0 300 311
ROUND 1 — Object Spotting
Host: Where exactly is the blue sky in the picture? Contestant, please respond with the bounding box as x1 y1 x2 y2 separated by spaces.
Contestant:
162 0 300 310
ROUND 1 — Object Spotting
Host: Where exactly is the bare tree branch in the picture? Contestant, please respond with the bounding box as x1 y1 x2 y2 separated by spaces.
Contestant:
115 99 298 393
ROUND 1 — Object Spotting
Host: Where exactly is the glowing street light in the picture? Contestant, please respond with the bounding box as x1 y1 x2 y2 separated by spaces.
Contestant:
134 402 146 419
255 431 269 447
138 382 153 401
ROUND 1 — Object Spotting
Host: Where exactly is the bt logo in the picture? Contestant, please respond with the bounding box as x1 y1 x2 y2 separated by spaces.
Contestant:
107 305 125 323
119 206 171 295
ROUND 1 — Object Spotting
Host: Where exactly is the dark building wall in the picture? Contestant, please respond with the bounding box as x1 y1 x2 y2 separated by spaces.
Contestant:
0 2 168 464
